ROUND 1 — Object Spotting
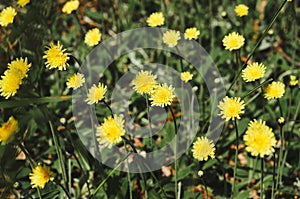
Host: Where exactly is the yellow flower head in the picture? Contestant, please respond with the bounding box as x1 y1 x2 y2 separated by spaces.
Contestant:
62 0 80 14
180 71 193 83
8 57 32 79
242 62 266 82
96 115 125 148
243 119 276 158
184 27 200 40
29 164 54 189
86 83 107 104
218 96 245 121
278 117 285 125
66 73 85 90
43 41 69 70
264 81 285 100
0 116 18 144
234 4 249 17
0 6 17 27
289 75 298 87
192 137 216 161
84 28 102 47
0 71 22 99
146 12 164 27
132 70 157 95
222 32 245 51
150 84 175 107
163 30 181 48
17 0 30 7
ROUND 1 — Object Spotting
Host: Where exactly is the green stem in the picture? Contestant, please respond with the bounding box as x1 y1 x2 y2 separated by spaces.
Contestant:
248 156 258 186
226 0 288 93
260 158 264 199
231 119 239 199
145 95 153 147
275 124 284 197
271 153 276 199
200 178 208 199
241 78 273 100
277 99 283 117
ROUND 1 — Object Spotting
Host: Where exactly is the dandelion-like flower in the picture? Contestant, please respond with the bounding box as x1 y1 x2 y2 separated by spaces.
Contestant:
132 70 157 94
17 0 30 7
146 12 164 27
184 27 200 40
66 73 85 90
180 71 193 83
192 137 216 161
243 119 276 158
86 83 107 104
218 96 245 121
29 164 54 189
222 32 245 51
264 81 285 100
62 0 79 14
289 75 298 87
96 115 125 148
242 62 266 82
278 117 285 125
163 30 181 48
150 84 175 107
8 57 32 79
0 71 22 99
234 4 249 17
44 41 69 70
0 7 17 27
84 28 102 47
0 116 18 144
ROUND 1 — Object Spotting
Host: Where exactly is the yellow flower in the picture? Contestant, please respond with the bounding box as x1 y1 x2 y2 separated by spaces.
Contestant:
0 116 18 144
86 83 107 104
180 71 193 83
150 84 175 107
0 71 22 99
234 4 249 17
222 32 245 51
29 164 54 189
43 41 69 70
66 73 85 90
192 137 215 161
84 28 102 47
218 96 245 121
184 27 200 40
17 0 30 7
132 70 157 94
0 7 17 27
163 30 181 48
8 57 32 79
242 62 266 82
264 81 285 100
146 12 164 27
243 119 276 158
62 0 80 14
289 75 298 87
96 115 125 148
278 117 285 125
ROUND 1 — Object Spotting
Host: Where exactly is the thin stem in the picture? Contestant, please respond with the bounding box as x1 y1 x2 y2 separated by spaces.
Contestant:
241 78 273 100
145 95 153 147
201 178 208 199
271 153 276 199
275 124 284 197
37 188 42 199
56 183 72 199
277 99 283 117
260 158 264 199
231 119 239 199
102 99 114 117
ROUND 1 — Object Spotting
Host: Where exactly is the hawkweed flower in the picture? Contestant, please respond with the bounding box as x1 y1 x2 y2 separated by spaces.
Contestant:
62 0 79 14
278 117 285 126
222 32 245 51
66 73 85 90
243 119 276 158
192 137 215 161
43 41 69 70
242 62 266 82
0 116 18 144
18 0 30 7
132 70 157 95
29 164 54 189
218 96 245 121
150 84 175 107
289 75 298 87
86 83 107 104
8 57 32 79
184 27 200 40
84 28 101 47
163 30 181 48
146 12 164 27
0 71 22 99
180 71 193 83
264 81 285 100
96 115 125 148
234 4 249 17
0 7 17 27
